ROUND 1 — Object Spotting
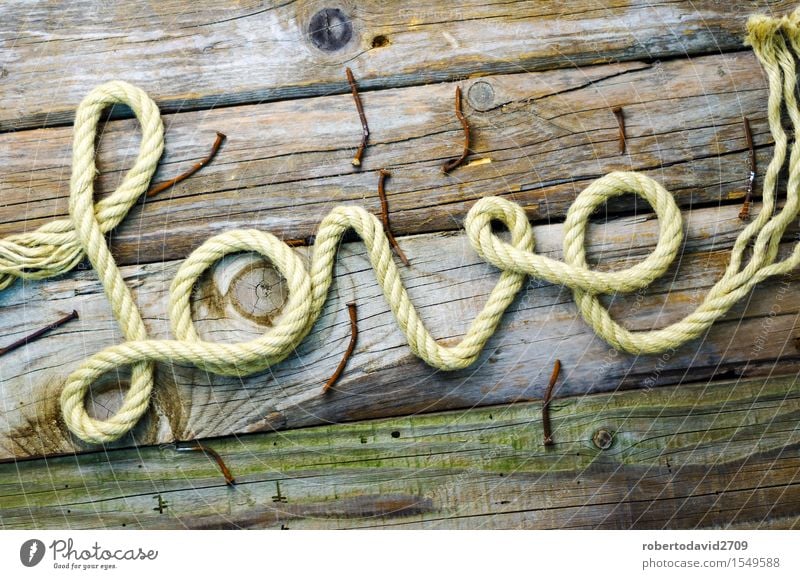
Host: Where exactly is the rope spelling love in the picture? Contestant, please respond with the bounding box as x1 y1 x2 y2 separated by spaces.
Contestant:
2 13 800 444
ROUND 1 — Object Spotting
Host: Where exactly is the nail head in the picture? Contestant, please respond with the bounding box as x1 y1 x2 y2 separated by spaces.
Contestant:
592 428 614 450
467 80 495 112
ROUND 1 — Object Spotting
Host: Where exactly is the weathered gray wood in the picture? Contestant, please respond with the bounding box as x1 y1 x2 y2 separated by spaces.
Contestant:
1 374 798 529
3 0 799 533
0 52 775 266
0 1 791 131
1 202 798 459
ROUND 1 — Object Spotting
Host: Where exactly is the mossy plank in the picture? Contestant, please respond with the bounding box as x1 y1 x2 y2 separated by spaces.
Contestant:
0 374 798 529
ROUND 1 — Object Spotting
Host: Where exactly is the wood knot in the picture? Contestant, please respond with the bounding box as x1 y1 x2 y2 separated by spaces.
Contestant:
308 8 353 52
227 260 289 325
84 373 180 444
86 377 133 422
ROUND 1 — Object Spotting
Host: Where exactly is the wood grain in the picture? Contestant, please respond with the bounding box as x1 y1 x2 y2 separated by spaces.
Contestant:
1 374 798 529
0 52 776 267
1 202 798 459
0 1 791 131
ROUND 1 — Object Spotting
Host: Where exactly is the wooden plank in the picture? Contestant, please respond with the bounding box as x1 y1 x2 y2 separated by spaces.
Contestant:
725 515 800 530
0 51 775 267
1 374 798 529
0 1 791 131
1 202 798 459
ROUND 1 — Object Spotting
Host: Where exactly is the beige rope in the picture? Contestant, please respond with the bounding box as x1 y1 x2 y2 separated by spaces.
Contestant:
2 12 800 444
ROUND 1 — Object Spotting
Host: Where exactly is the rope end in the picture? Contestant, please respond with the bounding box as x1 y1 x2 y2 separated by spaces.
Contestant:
744 14 784 50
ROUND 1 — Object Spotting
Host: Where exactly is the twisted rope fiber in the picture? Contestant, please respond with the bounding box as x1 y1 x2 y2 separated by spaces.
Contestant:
2 16 800 444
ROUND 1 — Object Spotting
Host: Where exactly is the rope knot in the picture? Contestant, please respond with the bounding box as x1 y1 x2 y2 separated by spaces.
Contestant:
465 196 536 273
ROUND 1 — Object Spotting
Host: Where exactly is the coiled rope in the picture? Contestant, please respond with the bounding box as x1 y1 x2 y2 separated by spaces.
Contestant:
2 13 800 444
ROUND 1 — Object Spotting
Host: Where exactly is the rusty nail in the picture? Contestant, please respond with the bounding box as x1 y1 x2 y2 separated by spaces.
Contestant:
612 106 626 155
323 301 359 393
443 86 471 173
377 169 410 266
174 441 236 486
147 132 226 198
542 359 562 446
739 116 756 220
0 310 79 358
346 68 370 167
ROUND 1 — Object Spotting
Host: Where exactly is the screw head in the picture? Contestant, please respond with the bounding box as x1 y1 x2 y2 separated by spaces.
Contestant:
592 429 614 450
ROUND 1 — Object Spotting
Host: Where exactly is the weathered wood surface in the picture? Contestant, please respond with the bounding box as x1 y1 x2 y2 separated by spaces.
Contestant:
2 0 800 531
1 374 798 529
1 202 798 459
0 1 791 131
0 51 775 266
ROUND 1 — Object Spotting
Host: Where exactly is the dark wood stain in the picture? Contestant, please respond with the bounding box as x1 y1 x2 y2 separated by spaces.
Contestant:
308 8 353 52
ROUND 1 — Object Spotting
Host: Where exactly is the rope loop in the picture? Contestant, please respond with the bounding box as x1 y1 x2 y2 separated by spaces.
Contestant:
466 171 684 294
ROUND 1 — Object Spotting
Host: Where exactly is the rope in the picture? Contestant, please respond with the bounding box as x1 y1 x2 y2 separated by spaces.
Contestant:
2 12 800 444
